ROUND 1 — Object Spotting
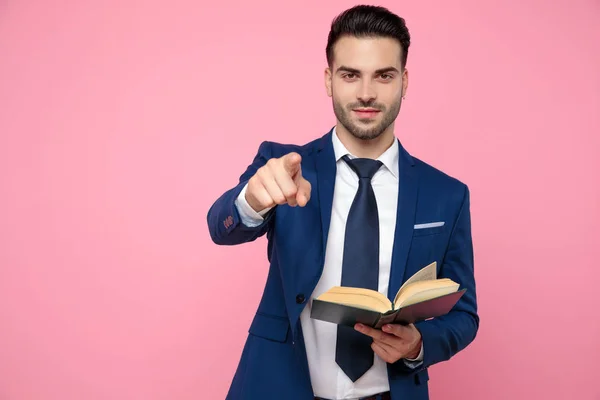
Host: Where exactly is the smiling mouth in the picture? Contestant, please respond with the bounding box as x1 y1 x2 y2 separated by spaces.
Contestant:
353 109 381 118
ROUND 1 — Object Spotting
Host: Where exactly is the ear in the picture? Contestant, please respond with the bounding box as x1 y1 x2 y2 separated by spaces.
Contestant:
324 67 332 97
402 68 409 98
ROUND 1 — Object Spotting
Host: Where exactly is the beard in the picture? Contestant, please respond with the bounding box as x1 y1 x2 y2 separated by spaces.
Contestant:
333 95 402 140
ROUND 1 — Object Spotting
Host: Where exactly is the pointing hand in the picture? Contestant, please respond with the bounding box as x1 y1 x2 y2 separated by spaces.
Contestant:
245 152 312 212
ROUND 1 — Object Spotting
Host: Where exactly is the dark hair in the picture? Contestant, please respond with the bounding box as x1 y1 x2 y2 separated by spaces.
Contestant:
326 5 411 69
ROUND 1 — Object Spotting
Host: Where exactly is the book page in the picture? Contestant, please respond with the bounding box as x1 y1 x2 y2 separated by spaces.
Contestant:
318 287 392 313
395 280 459 308
394 262 437 306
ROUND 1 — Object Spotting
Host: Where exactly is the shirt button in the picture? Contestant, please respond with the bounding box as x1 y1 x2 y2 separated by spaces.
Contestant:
296 294 305 304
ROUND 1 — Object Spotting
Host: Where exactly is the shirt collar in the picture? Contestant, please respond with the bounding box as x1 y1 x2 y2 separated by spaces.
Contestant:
331 126 399 179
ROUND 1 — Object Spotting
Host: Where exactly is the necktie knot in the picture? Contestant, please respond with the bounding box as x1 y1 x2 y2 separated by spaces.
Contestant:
342 155 382 180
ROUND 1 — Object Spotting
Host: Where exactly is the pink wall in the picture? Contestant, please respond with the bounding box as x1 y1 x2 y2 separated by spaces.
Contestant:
0 1 598 399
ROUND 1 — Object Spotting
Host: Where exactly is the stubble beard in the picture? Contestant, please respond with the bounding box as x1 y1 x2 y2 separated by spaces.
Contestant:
332 96 402 141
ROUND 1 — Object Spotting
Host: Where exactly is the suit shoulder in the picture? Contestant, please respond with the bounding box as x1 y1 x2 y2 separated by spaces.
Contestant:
412 156 469 199
256 136 321 159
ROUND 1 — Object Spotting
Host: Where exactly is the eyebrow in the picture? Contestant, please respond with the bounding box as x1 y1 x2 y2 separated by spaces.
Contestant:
336 66 400 75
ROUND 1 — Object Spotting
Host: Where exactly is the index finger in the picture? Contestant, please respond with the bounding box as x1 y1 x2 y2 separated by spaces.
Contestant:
281 152 301 176
274 165 299 206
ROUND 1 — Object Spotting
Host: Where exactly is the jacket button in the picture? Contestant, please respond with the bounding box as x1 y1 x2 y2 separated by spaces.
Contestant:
296 294 305 304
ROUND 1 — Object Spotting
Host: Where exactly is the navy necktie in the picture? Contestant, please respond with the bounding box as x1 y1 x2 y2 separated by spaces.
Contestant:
335 155 383 382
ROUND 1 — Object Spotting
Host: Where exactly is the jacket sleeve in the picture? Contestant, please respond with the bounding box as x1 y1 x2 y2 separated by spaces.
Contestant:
395 184 479 374
206 141 276 246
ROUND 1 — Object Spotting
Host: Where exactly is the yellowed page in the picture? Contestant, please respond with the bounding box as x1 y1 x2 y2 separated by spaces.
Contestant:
394 279 459 308
318 287 392 313
394 261 437 307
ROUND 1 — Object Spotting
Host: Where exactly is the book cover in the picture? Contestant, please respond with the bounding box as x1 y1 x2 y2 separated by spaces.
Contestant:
310 289 466 329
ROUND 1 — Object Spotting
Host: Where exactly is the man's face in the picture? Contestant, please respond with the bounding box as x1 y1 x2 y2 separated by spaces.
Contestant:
325 36 408 140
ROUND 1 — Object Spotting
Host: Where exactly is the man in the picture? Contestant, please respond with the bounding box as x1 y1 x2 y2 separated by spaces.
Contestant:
207 5 479 400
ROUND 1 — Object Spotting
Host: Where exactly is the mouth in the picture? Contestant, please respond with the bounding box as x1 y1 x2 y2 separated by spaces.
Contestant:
353 109 381 118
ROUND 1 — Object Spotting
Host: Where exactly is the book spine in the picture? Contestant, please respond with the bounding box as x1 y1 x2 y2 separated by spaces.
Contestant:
374 313 397 329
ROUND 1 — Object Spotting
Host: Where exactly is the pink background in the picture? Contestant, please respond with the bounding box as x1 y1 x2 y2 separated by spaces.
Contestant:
1 0 599 399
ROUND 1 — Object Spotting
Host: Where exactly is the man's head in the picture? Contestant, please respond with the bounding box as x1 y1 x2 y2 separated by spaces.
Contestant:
324 5 410 141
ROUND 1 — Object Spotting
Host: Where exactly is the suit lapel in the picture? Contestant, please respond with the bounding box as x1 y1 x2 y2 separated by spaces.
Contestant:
387 139 419 302
314 130 336 258
289 130 335 340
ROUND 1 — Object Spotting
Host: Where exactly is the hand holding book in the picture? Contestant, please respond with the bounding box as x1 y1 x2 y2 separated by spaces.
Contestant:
354 322 423 363
310 261 466 329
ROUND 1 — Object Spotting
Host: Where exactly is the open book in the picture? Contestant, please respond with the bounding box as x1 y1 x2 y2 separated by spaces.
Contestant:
310 262 466 329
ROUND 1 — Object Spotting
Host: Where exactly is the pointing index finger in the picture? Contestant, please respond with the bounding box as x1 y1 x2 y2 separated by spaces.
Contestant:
282 152 301 176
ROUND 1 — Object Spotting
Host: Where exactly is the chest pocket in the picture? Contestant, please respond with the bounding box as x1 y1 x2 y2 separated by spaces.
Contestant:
412 224 445 237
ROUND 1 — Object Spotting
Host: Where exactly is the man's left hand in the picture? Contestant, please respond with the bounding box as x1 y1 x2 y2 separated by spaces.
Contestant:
354 323 422 364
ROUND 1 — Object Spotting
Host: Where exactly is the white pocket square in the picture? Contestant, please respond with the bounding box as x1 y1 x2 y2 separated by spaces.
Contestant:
414 221 445 229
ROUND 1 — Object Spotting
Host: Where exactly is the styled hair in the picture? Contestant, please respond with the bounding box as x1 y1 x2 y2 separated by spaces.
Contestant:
326 5 411 69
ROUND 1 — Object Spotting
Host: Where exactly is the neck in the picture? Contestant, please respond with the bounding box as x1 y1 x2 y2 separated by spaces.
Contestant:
335 123 396 159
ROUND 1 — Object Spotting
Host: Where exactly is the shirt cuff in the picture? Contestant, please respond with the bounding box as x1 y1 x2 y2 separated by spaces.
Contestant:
403 342 424 367
234 183 273 227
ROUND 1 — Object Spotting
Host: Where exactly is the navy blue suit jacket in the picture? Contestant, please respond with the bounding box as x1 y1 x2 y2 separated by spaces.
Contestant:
207 129 479 400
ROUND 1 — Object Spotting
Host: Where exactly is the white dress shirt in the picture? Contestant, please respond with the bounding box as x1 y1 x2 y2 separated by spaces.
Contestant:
234 127 423 400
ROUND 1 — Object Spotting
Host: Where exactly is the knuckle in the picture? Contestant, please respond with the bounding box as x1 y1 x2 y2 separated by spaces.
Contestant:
248 176 261 192
284 186 298 197
256 167 267 180
274 195 286 204
255 195 267 208
262 196 275 208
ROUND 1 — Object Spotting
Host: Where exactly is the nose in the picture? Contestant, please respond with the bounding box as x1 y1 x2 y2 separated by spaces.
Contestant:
357 79 376 103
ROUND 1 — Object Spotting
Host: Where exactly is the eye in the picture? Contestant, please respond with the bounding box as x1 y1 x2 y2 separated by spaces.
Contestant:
343 73 357 79
380 73 393 80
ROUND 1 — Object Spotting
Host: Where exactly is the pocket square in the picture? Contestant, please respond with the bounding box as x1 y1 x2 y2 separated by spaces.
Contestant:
414 221 445 229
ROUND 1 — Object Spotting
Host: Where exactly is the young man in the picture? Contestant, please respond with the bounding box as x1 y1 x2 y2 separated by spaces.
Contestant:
207 5 479 400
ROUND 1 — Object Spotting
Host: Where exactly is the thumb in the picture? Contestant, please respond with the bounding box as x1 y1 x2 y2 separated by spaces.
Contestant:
282 152 302 176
